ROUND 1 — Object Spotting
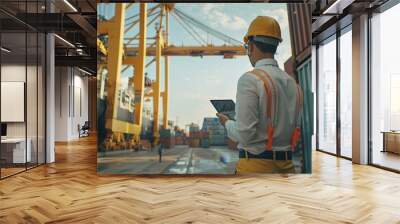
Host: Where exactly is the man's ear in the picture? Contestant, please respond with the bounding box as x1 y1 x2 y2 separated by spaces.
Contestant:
248 42 253 54
250 42 257 55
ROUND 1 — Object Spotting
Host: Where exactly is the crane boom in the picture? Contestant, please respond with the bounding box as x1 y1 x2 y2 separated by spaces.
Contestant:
125 45 245 57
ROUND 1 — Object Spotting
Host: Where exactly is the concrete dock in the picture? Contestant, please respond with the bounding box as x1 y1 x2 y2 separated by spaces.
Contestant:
97 145 239 174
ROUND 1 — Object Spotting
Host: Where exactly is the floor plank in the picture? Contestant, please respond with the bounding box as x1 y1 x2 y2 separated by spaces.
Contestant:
0 135 399 223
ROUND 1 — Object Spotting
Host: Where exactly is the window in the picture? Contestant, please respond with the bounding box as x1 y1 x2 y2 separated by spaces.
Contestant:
371 2 400 171
317 36 337 154
340 28 352 158
390 74 400 130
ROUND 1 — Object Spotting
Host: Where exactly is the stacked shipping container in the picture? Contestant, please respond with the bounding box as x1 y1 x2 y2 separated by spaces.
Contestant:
159 128 175 148
174 126 186 145
202 118 227 146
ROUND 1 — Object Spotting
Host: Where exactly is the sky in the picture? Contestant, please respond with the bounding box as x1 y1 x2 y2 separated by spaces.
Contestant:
98 3 292 128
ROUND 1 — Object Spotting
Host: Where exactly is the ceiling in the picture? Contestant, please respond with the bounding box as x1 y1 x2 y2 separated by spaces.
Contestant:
0 0 96 74
311 0 391 43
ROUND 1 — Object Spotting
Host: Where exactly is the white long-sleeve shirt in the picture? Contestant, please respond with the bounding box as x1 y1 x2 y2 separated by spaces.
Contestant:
225 58 300 155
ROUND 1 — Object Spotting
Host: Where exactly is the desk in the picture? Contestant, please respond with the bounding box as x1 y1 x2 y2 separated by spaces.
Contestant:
1 138 31 164
381 131 400 154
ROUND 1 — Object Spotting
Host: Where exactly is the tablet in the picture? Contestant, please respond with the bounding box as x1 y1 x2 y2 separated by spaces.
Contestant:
210 99 236 120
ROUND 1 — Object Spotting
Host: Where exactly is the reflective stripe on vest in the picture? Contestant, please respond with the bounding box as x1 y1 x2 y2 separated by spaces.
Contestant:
291 84 303 150
247 69 303 151
248 69 276 151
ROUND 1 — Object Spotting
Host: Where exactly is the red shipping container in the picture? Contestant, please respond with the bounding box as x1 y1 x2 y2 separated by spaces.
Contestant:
188 138 200 147
140 139 151 150
175 136 185 145
160 137 175 149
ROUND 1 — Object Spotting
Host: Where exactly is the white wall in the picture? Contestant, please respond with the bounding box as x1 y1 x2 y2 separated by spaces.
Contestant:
55 66 69 141
1 65 26 138
54 67 89 141
72 73 89 138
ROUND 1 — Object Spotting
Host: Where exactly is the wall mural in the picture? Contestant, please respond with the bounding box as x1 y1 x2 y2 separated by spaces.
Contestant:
97 3 312 175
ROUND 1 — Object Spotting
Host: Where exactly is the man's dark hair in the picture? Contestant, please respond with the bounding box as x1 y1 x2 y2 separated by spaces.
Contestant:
248 36 278 54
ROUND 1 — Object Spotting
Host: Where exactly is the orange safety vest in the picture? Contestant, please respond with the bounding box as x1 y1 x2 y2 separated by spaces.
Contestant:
248 69 303 151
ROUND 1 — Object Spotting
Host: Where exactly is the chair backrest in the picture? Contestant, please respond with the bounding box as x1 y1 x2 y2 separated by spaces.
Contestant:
83 121 90 129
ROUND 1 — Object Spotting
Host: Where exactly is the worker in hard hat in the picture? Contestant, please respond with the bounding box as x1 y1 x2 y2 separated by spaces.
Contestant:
217 16 303 174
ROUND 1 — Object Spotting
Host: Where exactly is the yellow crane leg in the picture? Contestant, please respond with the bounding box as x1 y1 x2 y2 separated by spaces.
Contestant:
133 3 147 142
153 30 163 144
104 3 125 131
97 21 112 35
162 55 169 129
162 8 169 130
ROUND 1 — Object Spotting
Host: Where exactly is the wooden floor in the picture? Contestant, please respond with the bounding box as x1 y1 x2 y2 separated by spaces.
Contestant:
1 167 26 178
1 135 400 224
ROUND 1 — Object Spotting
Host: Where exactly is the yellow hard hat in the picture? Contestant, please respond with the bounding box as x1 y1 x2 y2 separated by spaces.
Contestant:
243 16 282 43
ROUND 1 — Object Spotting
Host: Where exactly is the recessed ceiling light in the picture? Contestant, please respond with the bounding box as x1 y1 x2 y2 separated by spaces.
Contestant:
1 47 11 53
54 34 75 48
78 67 93 76
322 0 354 15
63 0 78 12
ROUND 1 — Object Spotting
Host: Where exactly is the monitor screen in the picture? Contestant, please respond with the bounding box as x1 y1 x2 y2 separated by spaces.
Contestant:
1 123 7 137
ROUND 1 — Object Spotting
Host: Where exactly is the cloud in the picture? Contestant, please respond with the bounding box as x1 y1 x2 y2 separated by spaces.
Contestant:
228 15 248 31
200 3 221 14
261 8 289 31
201 6 248 31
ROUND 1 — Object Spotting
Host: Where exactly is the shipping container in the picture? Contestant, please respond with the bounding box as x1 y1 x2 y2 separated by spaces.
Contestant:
201 117 227 146
188 123 200 133
189 131 200 138
140 139 151 150
160 128 175 138
188 138 200 148
175 136 185 145
160 136 175 149
209 135 226 146
201 138 210 148
208 129 226 136
297 59 313 173
175 131 185 137
202 117 225 132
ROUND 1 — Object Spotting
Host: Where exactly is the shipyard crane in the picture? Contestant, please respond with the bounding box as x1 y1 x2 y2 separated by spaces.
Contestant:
97 3 246 145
